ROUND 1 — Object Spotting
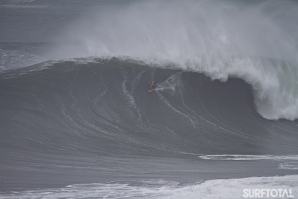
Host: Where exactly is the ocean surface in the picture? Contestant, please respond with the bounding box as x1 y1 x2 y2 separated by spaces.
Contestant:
1 0 298 198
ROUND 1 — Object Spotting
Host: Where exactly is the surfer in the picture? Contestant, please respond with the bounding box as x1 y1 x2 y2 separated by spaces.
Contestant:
148 80 157 92
150 80 157 89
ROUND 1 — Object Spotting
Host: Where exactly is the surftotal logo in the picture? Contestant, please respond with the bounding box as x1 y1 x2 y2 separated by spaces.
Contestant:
243 189 294 198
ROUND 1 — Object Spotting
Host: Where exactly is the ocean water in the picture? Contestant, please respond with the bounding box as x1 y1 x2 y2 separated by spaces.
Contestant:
1 0 298 198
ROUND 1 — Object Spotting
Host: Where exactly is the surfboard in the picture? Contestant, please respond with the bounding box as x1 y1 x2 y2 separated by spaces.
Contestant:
148 88 156 93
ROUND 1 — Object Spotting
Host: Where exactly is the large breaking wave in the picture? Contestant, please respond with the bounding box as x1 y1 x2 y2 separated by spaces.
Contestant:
1 58 298 158
44 0 298 120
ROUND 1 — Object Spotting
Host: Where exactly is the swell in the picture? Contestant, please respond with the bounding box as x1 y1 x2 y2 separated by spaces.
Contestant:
1 58 298 158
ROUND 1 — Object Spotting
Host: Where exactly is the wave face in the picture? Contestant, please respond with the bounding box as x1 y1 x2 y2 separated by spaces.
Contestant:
45 0 298 120
1 59 298 156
